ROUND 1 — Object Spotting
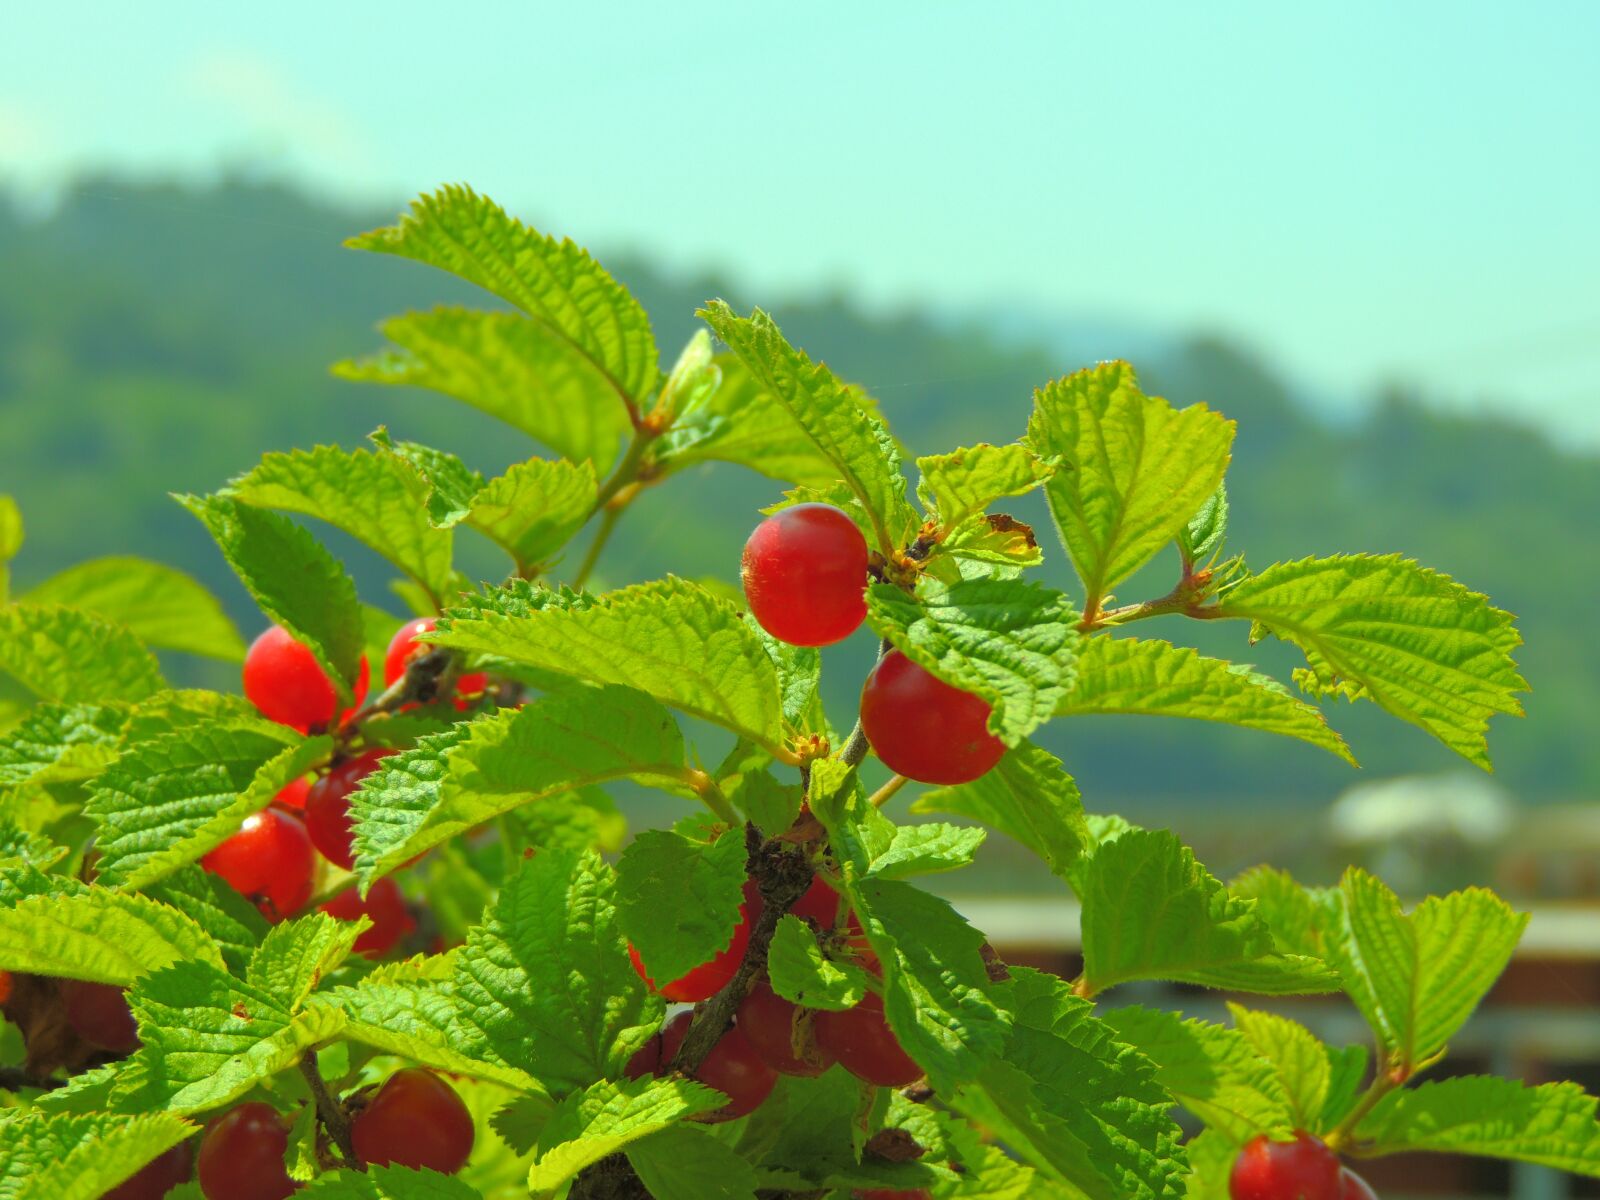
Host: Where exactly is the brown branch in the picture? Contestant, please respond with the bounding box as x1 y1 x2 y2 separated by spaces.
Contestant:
0 1066 65 1092
298 1051 356 1164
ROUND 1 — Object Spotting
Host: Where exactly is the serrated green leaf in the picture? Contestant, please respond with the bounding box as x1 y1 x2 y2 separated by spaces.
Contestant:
527 1076 724 1194
701 302 916 554
1229 866 1341 961
1101 1006 1294 1144
1181 1129 1237 1200
750 618 822 729
0 604 164 704
0 1110 193 1200
617 827 747 989
179 494 365 702
462 457 596 574
299 1165 487 1198
1356 1076 1600 1175
916 442 1054 531
1059 636 1355 764
0 702 128 787
0 820 65 872
866 576 1081 745
913 741 1088 883
248 913 365 1013
431 578 787 756
868 822 986 880
489 1092 557 1156
351 686 685 882
121 689 260 746
87 721 325 890
1329 870 1527 1071
144 865 269 978
1216 554 1526 769
349 187 659 404
24 557 246 661
1179 483 1229 566
626 1123 760 1200
1225 1004 1329 1133
370 429 485 527
1078 829 1340 996
1027 361 1234 610
767 913 868 1011
733 1067 873 1181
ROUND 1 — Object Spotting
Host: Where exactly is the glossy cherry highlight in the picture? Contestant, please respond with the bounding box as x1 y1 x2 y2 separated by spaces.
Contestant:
741 503 869 647
384 616 487 703
659 1010 777 1121
201 808 316 921
351 1067 475 1174
320 877 416 957
197 1103 297 1200
242 624 368 732
859 650 1004 785
1338 1169 1379 1200
1229 1132 1343 1200
304 749 392 872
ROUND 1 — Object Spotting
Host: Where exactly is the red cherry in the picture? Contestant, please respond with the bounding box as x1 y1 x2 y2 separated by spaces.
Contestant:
351 1067 475 1174
272 776 311 811
659 1011 776 1121
320 878 416 957
859 650 1004 785
202 809 316 921
1229 1132 1343 1200
741 503 869 647
737 981 835 1077
0 970 12 1005
104 1142 193 1200
197 1103 297 1200
1338 1168 1379 1200
61 979 138 1054
242 625 369 732
384 617 487 707
629 880 756 1002
789 876 844 928
624 1031 663 1079
855 1190 932 1200
813 990 921 1088
304 749 393 872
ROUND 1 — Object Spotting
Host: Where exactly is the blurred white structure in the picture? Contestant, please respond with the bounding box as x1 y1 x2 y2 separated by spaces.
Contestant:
1326 772 1515 896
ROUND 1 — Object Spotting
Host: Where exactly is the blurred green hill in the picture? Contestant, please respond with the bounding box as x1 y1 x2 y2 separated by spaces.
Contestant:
2 177 1595 815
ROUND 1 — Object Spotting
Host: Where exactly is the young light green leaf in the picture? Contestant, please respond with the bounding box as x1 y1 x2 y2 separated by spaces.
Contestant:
912 741 1088 883
1059 636 1355 764
1328 870 1527 1072
0 702 128 787
1228 866 1341 961
0 604 163 704
0 495 20 605
1179 483 1229 567
1078 829 1340 996
1216 554 1526 769
1181 1129 1238 1200
916 442 1054 531
1027 361 1235 610
618 827 748 988
462 457 596 574
865 576 1081 745
350 686 686 882
700 302 917 554
0 1110 194 1200
87 722 325 890
299 1165 487 1198
431 578 787 757
1356 1076 1600 1175
349 187 660 404
767 913 868 1011
179 494 365 701
527 1076 725 1193
248 912 366 1013
23 557 246 661
370 429 485 526
1225 1004 1329 1133
868 823 987 880
626 1124 761 1200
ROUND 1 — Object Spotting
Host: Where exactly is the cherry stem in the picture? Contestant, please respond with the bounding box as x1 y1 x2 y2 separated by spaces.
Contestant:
298 1051 357 1164
572 504 625 591
867 774 909 808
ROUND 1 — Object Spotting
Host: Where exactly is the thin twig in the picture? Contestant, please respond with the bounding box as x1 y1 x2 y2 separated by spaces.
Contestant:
572 504 624 591
298 1051 357 1164
866 774 909 809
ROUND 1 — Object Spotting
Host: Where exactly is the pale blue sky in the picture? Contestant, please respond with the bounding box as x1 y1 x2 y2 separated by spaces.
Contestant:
4 1 1598 441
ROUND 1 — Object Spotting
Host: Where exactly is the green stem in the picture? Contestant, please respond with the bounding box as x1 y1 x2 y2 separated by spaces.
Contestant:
1323 1065 1403 1153
589 430 654 518
572 504 624 592
866 774 909 809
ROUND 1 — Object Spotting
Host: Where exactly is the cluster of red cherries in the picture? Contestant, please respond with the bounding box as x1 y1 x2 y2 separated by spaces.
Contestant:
1231 1131 1378 1199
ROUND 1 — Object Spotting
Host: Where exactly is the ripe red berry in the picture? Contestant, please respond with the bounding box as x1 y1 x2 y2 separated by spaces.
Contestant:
304 749 392 872
351 1067 475 1175
61 979 139 1054
1229 1132 1343 1200
813 990 922 1088
1338 1168 1378 1200
320 878 416 957
629 880 756 1002
737 980 835 1077
243 625 369 732
623 1031 663 1080
272 776 311 811
659 1011 777 1121
789 875 843 928
104 1141 193 1200
384 617 487 705
202 808 316 921
197 1103 296 1200
859 650 1004 785
741 503 869 647
855 1190 932 1200
0 969 12 1005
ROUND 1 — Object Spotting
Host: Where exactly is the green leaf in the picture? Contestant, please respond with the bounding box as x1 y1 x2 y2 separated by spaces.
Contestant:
431 578 787 756
527 1076 724 1194
1027 361 1235 608
751 619 822 730
299 1165 487 1198
626 1124 761 1200
0 820 66 873
913 741 1088 884
340 309 634 471
1228 866 1340 960
0 1110 194 1200
0 495 21 606
767 913 868 1011
916 442 1054 531
732 1067 876 1181
23 558 246 661
350 686 685 882
1328 870 1527 1071
349 187 660 404
618 827 747 989
1181 1129 1237 1200
700 302 916 554
1179 483 1229 566
248 912 365 1013
1059 636 1356 764
0 604 163 704
865 576 1081 745
0 878 225 984
1216 554 1526 769
87 722 326 890
1225 1004 1329 1133
0 702 128 787
459 457 596 574
869 823 987 880
1356 1076 1600 1175
1101 1006 1294 1143
1078 828 1340 996
179 494 365 701
144 865 269 978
